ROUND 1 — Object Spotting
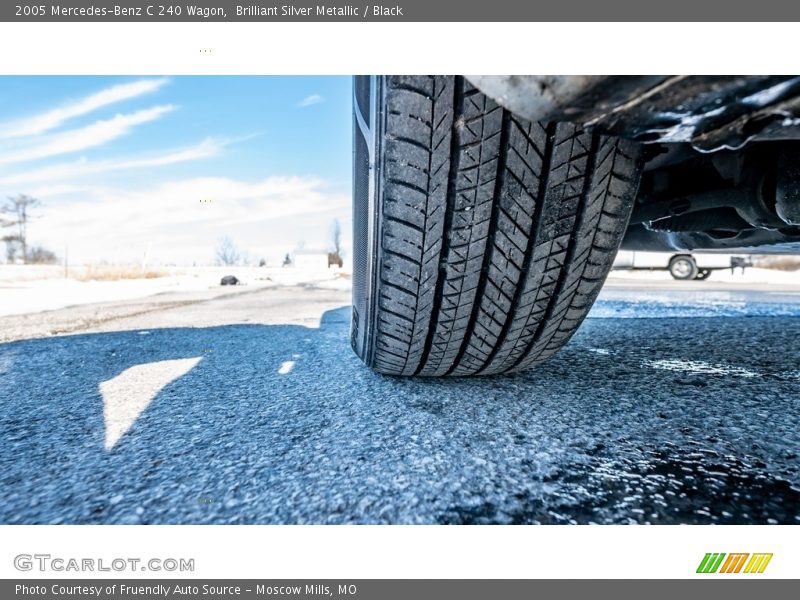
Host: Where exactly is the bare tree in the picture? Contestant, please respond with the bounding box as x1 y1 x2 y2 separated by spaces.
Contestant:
215 236 241 266
331 218 342 257
27 246 58 264
326 218 345 268
1 194 41 264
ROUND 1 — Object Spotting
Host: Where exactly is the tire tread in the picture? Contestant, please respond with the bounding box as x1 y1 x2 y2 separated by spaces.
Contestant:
365 76 641 376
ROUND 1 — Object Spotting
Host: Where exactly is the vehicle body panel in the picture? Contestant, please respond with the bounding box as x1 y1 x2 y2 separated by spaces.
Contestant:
613 251 743 270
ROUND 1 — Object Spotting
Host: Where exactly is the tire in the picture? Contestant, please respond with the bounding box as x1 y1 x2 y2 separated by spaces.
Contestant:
695 268 712 280
351 76 642 376
668 255 699 280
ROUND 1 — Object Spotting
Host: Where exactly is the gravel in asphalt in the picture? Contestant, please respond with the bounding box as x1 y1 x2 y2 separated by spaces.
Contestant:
0 282 798 524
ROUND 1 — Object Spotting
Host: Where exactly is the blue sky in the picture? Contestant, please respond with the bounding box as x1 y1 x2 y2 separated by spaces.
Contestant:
0 76 352 265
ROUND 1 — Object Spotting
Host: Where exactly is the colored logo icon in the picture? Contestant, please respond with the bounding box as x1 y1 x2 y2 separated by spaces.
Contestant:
697 553 773 574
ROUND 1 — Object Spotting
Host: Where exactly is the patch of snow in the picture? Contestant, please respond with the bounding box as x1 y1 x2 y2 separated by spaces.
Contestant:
643 358 760 379
278 360 295 375
588 348 611 355
100 357 202 449
608 267 800 285
741 78 800 107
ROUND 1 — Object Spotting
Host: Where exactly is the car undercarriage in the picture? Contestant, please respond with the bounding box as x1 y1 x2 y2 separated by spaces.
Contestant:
469 75 800 253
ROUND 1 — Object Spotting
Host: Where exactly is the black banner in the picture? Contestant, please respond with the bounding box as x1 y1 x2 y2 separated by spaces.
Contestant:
4 0 800 22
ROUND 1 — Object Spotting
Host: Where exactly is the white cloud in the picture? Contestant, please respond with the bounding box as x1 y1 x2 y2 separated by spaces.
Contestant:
0 78 169 139
0 137 227 186
298 94 325 107
28 176 351 265
25 183 90 198
0 105 176 166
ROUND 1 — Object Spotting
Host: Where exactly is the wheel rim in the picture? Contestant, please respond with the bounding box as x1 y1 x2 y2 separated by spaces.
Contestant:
672 258 693 278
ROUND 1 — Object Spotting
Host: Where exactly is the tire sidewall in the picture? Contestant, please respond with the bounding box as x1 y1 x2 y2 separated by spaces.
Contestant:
351 76 383 365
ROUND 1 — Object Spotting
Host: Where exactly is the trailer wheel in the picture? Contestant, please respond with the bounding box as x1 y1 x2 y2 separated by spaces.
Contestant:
695 268 711 280
668 255 699 280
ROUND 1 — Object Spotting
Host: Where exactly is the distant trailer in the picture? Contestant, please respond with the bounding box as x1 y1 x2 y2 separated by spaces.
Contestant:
293 250 343 270
613 251 752 280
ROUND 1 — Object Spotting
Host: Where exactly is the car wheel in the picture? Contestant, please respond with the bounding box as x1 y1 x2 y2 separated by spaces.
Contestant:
669 255 699 280
351 75 642 376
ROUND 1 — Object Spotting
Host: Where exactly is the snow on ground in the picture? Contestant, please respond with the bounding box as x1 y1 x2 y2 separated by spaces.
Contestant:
608 267 800 285
598 268 800 319
1 264 798 318
0 266 351 317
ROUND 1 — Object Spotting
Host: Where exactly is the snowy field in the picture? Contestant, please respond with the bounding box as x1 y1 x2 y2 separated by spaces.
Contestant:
1 263 798 318
0 265 351 317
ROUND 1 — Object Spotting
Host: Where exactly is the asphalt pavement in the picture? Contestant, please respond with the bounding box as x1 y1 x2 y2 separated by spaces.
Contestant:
1 279 799 524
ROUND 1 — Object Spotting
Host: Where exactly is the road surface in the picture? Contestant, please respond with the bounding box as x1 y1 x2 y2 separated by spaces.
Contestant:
1 278 799 524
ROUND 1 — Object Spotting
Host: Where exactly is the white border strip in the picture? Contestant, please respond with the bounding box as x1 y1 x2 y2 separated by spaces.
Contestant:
1 525 797 579
0 23 798 75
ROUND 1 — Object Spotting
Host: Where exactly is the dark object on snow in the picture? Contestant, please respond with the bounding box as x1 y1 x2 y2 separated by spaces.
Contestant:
328 252 343 268
220 275 239 286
